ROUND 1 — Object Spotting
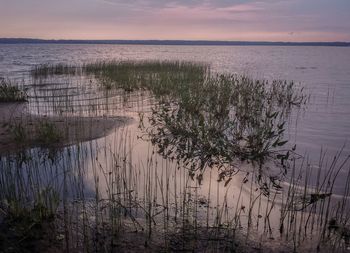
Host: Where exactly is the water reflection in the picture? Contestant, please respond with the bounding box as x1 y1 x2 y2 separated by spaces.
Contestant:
146 75 307 192
1 60 350 251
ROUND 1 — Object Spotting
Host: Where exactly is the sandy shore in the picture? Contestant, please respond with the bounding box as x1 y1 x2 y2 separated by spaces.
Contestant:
0 102 132 154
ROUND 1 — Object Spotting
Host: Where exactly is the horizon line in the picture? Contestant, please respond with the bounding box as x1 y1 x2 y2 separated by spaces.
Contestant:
1 38 349 47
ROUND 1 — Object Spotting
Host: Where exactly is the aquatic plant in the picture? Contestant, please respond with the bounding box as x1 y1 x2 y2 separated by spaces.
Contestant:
0 78 27 102
6 120 62 150
29 61 307 182
10 122 27 143
145 74 307 191
8 59 347 252
37 121 61 145
31 63 78 79
31 61 208 95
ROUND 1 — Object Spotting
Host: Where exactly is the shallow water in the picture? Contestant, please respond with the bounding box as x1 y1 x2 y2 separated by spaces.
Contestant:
1 44 350 178
1 44 349 161
1 44 350 250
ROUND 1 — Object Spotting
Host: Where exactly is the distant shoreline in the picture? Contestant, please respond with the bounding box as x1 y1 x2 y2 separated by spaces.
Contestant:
0 38 349 47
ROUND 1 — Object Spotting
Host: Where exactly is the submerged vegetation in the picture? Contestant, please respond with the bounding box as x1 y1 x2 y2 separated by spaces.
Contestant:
0 60 349 252
32 61 308 186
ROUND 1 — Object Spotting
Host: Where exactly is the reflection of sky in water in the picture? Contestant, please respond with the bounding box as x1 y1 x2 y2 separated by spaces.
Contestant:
1 44 349 162
1 45 350 238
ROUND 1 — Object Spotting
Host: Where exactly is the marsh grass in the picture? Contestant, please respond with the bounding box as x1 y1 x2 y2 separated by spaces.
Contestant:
0 149 62 252
0 78 27 102
7 120 62 149
31 61 308 182
1 60 348 252
11 122 27 143
37 121 62 144
32 63 79 79
0 131 349 252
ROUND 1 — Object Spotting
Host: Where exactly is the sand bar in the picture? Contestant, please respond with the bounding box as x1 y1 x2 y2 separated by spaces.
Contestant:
0 102 132 154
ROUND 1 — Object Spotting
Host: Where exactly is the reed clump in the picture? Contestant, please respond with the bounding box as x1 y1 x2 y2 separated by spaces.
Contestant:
29 60 308 190
0 78 27 102
7 120 62 148
36 121 62 144
31 63 78 79
10 60 349 252
0 150 61 252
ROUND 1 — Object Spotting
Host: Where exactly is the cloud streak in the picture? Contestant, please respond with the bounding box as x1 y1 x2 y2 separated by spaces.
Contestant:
0 0 349 41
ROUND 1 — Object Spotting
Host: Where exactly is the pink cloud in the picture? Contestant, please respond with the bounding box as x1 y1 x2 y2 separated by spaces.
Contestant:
217 4 264 13
155 4 261 23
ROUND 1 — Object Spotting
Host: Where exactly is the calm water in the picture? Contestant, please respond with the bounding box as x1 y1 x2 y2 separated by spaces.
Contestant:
1 44 350 193
1 44 350 158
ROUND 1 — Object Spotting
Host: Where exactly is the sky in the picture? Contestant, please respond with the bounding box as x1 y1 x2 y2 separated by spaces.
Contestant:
0 0 349 42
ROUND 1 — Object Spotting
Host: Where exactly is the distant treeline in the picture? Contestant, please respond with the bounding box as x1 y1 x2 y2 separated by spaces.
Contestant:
0 38 349 47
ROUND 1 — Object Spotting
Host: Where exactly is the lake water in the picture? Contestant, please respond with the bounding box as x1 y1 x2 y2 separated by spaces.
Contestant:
1 44 349 161
1 44 350 250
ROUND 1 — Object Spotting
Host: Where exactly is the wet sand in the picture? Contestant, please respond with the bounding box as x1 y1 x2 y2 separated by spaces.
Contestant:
0 102 132 154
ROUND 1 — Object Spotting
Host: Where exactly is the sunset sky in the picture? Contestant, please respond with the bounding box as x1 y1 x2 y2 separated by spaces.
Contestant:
1 0 349 42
